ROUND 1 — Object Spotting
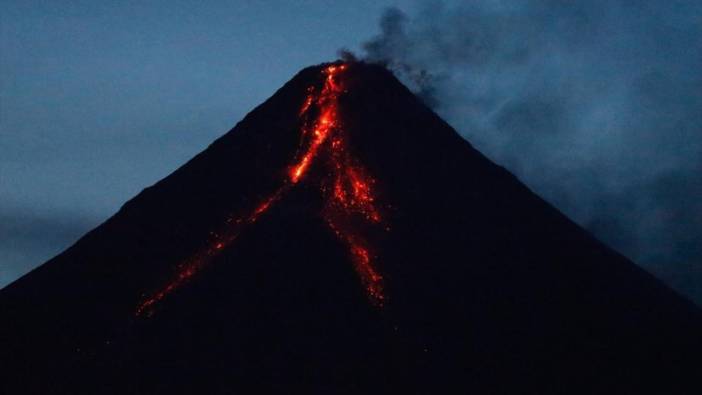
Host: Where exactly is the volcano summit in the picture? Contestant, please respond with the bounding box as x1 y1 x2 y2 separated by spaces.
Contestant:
1 62 700 394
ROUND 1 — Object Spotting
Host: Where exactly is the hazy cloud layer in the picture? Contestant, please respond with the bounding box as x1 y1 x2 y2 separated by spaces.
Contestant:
361 0 702 302
0 207 98 287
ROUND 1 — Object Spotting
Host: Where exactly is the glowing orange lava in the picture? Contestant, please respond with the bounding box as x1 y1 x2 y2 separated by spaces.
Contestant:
290 63 385 306
136 63 386 316
135 185 286 316
321 132 385 305
289 66 344 184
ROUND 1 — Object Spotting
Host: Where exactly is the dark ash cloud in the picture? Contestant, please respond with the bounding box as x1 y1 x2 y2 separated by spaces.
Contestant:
360 1 702 303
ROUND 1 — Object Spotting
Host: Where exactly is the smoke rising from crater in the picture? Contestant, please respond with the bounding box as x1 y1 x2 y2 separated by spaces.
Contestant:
360 0 702 302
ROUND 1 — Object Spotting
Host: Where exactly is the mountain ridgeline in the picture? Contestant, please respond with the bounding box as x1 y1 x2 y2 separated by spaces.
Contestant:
1 62 700 394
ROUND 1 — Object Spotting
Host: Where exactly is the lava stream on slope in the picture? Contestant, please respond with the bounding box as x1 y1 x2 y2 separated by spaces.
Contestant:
136 63 386 316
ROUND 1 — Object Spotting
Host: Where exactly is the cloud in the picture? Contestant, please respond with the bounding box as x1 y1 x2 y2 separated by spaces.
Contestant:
360 0 702 303
0 208 98 288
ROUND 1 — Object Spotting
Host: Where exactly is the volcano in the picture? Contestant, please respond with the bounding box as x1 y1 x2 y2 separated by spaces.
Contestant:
1 62 700 394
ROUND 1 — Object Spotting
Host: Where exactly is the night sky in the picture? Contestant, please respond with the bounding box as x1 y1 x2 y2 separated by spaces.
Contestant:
2 1 700 303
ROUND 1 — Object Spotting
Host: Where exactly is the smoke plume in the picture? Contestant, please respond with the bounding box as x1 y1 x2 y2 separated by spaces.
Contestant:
360 1 702 303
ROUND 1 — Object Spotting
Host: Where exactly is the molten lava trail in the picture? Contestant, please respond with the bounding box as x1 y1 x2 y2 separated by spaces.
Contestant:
135 186 287 316
136 64 386 316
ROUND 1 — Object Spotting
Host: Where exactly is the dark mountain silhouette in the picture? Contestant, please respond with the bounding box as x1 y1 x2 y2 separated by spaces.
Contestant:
1 62 700 395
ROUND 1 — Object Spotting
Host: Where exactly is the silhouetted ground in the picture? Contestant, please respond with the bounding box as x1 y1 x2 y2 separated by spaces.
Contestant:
1 62 700 394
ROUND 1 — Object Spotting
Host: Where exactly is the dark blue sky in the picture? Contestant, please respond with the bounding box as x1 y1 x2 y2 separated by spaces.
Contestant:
2 1 701 304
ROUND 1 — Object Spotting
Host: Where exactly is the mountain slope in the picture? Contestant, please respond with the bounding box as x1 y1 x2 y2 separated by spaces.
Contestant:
1 61 700 394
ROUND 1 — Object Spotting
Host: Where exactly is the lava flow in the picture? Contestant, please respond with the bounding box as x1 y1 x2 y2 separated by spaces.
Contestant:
294 64 386 306
136 63 386 316
135 187 285 316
